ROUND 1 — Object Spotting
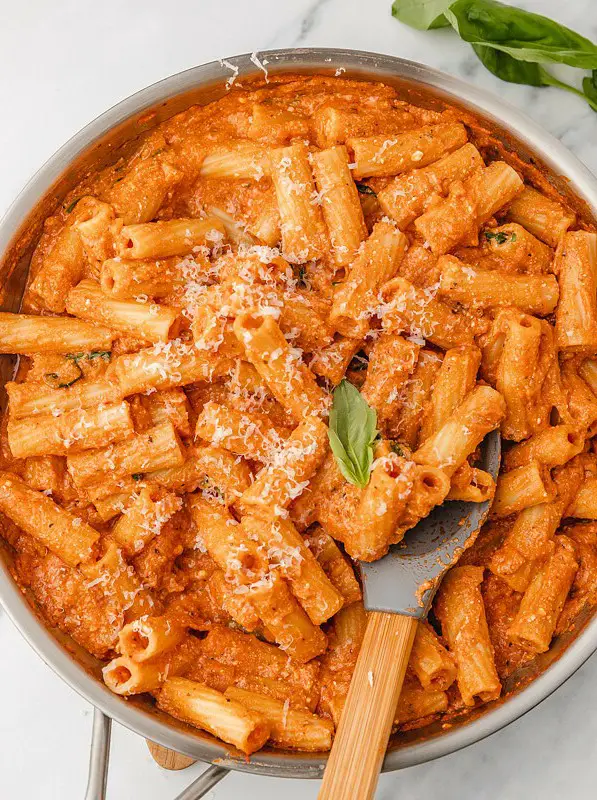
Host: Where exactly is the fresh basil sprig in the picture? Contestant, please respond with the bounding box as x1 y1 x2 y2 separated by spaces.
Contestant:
391 0 597 112
327 380 379 489
391 0 451 30
583 70 597 107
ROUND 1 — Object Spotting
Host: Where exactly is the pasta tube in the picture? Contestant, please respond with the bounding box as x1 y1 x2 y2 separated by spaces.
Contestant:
247 573 327 662
241 515 344 625
195 401 280 462
118 615 186 662
346 455 414 561
491 461 555 518
413 385 505 477
108 156 182 224
503 425 584 471
200 141 270 180
66 279 180 342
67 422 185 489
419 344 481 443
0 313 113 354
100 256 183 299
7 401 133 458
224 687 333 751
107 340 232 396
555 231 597 352
269 142 328 262
30 224 85 313
381 277 485 350
508 536 578 653
233 312 328 421
330 220 408 338
506 187 575 247
415 162 523 255
378 142 483 229
0 472 99 567
157 679 270 755
303 525 361 605
409 622 457 692
103 655 168 696
235 416 328 517
347 122 468 178
6 377 122 419
189 494 269 586
435 566 501 706
361 333 419 429
110 487 182 555
438 256 559 316
117 216 226 259
311 144 367 266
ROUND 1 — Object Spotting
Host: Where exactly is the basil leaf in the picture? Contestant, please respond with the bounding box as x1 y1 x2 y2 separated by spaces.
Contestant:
391 0 452 30
484 229 517 244
44 364 83 389
67 350 112 363
472 43 545 85
472 42 597 113
327 380 378 488
583 70 597 108
66 352 86 364
540 68 597 112
446 0 597 69
64 197 81 214
484 230 508 244
393 0 597 113
89 350 112 361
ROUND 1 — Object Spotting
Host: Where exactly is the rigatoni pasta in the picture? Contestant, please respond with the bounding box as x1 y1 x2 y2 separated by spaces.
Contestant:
311 144 367 266
347 122 468 178
3 73 597 758
0 313 113 354
435 566 501 706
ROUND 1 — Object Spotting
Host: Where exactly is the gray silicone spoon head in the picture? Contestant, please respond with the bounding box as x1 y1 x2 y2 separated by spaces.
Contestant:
360 430 501 618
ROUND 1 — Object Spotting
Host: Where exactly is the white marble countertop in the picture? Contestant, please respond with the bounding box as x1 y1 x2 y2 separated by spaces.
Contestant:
2 0 597 797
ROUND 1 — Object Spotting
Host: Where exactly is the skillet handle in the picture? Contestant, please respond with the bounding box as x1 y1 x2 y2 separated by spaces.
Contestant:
83 707 230 799
172 765 230 799
318 612 418 800
84 708 112 800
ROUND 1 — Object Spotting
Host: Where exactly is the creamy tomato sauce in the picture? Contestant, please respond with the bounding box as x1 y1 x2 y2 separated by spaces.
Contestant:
1 74 596 754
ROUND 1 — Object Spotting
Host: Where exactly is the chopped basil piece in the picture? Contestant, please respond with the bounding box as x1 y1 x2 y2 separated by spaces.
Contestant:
390 441 407 457
484 230 509 245
64 197 82 214
66 350 111 363
66 352 86 364
44 363 84 389
89 351 111 361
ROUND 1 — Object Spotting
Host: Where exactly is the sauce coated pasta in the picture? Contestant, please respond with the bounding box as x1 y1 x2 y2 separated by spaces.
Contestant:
2 74 597 756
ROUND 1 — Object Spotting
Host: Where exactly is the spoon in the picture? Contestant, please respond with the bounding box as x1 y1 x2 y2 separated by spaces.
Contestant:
319 430 501 800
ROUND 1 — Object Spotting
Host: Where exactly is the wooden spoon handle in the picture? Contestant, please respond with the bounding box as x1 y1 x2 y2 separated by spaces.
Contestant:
319 612 417 800
146 740 196 770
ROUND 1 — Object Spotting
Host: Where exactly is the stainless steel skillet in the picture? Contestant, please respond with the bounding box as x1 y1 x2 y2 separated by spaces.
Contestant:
1 48 597 799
